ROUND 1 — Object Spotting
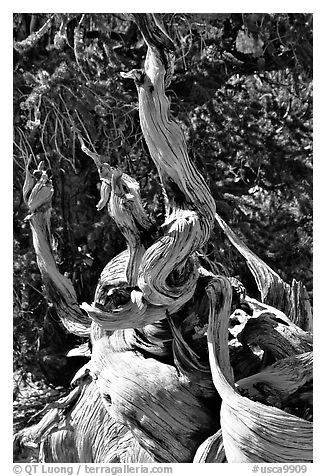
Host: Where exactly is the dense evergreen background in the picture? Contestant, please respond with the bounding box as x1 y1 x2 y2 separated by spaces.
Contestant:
13 13 312 387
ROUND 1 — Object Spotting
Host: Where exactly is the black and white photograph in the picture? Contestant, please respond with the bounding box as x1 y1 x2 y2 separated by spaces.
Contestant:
12 9 314 470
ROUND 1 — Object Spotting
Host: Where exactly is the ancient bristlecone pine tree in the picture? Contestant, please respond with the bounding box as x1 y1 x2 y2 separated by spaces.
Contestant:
15 14 313 463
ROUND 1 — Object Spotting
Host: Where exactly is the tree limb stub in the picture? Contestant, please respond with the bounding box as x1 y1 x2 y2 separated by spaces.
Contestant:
23 161 91 336
80 138 171 329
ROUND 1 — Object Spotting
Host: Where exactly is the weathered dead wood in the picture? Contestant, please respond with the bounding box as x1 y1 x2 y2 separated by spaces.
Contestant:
78 139 169 330
236 352 312 417
120 13 216 314
15 376 156 463
23 160 90 336
88 332 219 463
193 428 226 463
17 13 313 465
215 213 312 331
205 277 313 463
21 151 220 462
78 136 152 286
238 312 312 359
66 342 91 358
227 297 312 374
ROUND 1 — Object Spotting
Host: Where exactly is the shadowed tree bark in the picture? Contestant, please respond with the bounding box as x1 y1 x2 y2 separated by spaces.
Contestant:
14 14 313 463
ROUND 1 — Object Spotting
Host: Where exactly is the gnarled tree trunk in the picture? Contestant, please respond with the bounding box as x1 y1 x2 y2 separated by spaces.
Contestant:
14 14 313 463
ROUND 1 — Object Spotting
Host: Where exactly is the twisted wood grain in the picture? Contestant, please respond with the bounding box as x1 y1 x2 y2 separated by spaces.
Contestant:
206 277 313 462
